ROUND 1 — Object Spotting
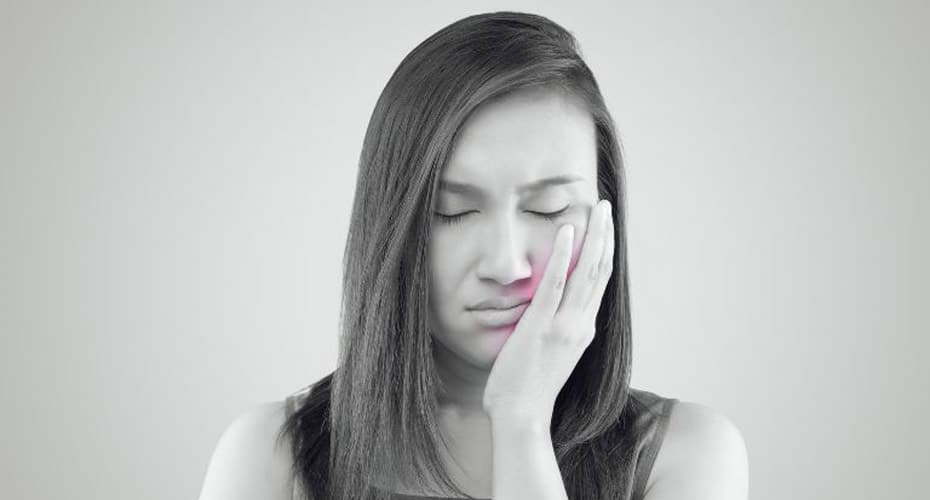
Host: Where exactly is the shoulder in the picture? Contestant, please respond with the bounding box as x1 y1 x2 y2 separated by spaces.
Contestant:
198 400 295 500
644 400 749 500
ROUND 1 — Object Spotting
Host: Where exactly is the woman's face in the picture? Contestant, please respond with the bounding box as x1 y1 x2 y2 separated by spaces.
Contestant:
428 88 601 371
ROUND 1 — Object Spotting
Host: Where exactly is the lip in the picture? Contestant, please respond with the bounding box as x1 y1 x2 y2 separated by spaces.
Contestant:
469 301 530 328
468 297 530 311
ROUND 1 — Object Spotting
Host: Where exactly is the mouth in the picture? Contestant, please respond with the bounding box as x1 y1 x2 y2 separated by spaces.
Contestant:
469 301 530 328
468 297 530 311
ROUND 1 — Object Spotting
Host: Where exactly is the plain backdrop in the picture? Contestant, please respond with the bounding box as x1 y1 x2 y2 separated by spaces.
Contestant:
2 1 927 499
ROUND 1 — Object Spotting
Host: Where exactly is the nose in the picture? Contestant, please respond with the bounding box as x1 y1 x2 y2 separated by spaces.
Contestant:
474 215 533 286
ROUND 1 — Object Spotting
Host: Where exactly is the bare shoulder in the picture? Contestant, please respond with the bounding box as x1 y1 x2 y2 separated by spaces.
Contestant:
197 400 295 500
644 400 749 500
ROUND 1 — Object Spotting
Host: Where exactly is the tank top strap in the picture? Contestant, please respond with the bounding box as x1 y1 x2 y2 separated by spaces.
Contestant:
284 392 299 420
629 389 678 500
284 385 313 419
283 385 314 500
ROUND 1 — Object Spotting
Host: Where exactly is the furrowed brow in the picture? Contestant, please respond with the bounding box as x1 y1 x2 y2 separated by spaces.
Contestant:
438 174 584 198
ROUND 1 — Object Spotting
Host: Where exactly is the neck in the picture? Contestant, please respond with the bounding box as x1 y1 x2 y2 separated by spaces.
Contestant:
432 340 491 415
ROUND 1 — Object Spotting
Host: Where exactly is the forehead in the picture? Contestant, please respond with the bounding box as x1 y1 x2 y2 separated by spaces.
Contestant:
441 89 597 195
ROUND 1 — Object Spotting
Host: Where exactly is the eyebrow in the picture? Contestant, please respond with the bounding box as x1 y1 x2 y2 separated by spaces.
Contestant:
438 174 585 197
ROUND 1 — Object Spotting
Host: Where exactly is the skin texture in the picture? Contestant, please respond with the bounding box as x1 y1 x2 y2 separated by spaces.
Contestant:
426 87 607 497
428 87 600 412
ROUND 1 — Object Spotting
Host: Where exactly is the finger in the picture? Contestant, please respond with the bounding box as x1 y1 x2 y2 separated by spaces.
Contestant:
521 224 574 327
590 202 615 314
564 200 608 311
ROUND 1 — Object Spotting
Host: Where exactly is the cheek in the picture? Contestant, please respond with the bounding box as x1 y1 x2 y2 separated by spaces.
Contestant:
431 219 586 299
526 227 585 296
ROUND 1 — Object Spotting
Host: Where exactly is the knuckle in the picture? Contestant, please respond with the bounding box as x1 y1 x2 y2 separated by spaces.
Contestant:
586 262 599 281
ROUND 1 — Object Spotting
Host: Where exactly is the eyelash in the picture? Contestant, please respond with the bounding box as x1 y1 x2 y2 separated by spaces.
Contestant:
433 207 570 226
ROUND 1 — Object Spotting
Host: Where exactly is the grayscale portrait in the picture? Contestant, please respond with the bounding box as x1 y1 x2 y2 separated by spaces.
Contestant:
202 11 747 500
4 3 925 500
196 11 751 500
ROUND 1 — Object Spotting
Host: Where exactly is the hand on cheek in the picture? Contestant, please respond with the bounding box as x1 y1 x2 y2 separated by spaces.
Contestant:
532 204 595 298
484 199 615 420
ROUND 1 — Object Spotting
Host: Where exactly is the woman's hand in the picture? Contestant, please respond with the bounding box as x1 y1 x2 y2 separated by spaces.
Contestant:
482 199 615 423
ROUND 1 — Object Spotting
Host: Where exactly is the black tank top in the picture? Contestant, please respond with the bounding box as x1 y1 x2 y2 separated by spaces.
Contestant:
284 386 677 500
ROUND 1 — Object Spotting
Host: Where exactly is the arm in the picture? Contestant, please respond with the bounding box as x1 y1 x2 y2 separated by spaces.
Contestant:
197 401 295 500
644 402 749 500
489 414 568 500
482 204 615 500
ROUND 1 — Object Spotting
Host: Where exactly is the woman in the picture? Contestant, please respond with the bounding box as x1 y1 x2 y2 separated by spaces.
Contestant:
198 11 748 500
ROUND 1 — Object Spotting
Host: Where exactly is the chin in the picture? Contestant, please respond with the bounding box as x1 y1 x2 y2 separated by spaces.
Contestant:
434 323 514 371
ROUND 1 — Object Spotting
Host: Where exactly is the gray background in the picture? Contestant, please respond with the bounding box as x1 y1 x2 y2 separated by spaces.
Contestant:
2 1 927 499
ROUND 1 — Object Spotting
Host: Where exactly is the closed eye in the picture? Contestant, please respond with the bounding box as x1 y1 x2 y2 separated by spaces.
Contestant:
433 207 570 226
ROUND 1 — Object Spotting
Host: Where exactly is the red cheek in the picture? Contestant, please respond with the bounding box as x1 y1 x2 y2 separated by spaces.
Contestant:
528 240 582 297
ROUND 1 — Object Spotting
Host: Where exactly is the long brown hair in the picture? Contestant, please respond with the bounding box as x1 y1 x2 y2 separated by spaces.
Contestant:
279 11 645 500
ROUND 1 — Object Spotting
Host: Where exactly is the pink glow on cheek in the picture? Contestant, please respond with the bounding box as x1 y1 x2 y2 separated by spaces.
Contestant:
527 236 583 299
481 235 583 352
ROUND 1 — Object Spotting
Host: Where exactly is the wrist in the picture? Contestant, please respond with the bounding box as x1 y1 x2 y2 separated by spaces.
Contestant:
486 401 555 428
489 413 552 437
